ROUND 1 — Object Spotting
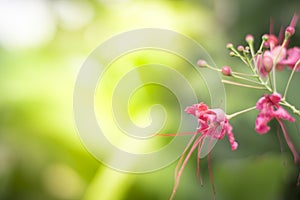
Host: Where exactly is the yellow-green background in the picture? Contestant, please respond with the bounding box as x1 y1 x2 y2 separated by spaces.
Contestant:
1 0 300 200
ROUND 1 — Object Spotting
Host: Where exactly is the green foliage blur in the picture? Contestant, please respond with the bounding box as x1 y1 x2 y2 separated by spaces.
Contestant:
1 0 300 200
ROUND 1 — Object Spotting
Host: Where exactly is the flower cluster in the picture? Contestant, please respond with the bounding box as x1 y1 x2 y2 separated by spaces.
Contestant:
167 14 300 200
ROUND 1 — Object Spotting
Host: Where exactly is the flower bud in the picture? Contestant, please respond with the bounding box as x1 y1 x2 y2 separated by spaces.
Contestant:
237 45 244 52
262 55 273 72
226 43 233 49
262 34 269 41
197 59 207 67
245 34 254 43
285 26 295 37
229 51 235 57
222 66 232 76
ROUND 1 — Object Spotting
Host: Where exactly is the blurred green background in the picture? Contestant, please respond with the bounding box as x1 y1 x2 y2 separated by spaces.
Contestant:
1 0 300 200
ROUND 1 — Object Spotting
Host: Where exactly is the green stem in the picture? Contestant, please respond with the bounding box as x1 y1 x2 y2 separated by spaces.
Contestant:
244 54 256 72
248 41 256 67
205 64 222 72
232 71 258 77
222 79 266 90
232 74 265 85
272 61 277 93
229 47 249 66
257 36 268 55
267 73 274 91
280 100 300 116
227 106 256 119
283 59 300 99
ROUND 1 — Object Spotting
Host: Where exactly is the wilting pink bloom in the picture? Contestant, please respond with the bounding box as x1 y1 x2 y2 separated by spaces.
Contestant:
185 102 238 150
169 102 237 200
255 93 299 163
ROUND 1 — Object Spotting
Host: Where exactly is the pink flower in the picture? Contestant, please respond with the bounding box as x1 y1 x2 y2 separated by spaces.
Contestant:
255 93 299 163
255 93 294 133
185 102 238 150
279 47 300 70
170 102 237 200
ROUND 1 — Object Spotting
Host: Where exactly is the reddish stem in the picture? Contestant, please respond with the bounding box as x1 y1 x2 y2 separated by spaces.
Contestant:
197 126 219 186
170 135 205 200
276 118 299 163
156 132 198 136
197 141 204 186
207 151 216 200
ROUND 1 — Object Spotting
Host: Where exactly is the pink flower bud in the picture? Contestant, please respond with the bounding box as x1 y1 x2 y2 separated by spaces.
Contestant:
197 59 207 67
262 55 273 72
245 34 254 43
237 45 244 51
262 34 269 41
222 66 232 76
285 26 295 37
226 43 233 49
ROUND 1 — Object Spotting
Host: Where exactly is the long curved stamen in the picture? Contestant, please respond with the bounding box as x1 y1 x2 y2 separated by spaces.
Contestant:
174 134 197 179
156 132 198 136
276 118 299 163
207 151 216 200
276 125 287 166
197 141 204 186
173 127 211 179
170 134 206 200
283 59 300 99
